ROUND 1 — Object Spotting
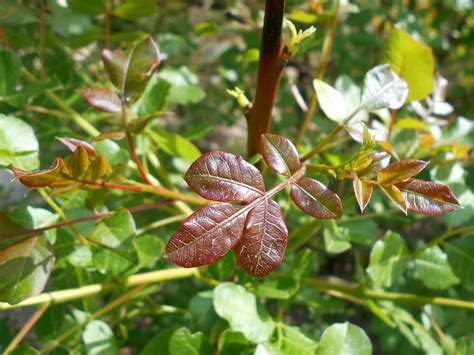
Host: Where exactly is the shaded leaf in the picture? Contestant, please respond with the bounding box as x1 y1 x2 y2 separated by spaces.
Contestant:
383 29 434 102
261 134 301 176
141 329 174 355
313 79 348 123
78 87 122 113
415 246 460 290
367 231 407 288
218 330 253 355
446 238 474 287
91 131 126 142
83 320 119 355
184 151 265 203
165 203 247 268
13 158 71 188
0 236 55 304
256 277 299 299
168 327 212 355
323 221 351 254
277 324 318 355
378 160 428 186
316 322 372 355
291 178 342 219
68 0 107 16
133 234 164 269
113 0 158 20
379 184 407 214
234 199 288 277
188 290 218 334
396 179 460 215
361 64 409 110
134 77 170 116
0 51 21 96
0 114 39 171
213 282 275 343
57 137 97 157
353 176 373 212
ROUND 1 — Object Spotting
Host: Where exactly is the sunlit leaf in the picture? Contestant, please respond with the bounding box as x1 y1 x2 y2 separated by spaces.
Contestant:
323 221 351 254
414 246 460 290
234 199 288 277
291 178 342 219
377 160 428 186
78 87 122 113
213 283 275 343
396 179 460 215
383 29 434 102
57 137 97 157
316 322 372 355
168 327 212 355
357 152 391 179
0 236 55 304
361 64 409 110
261 134 301 176
394 118 430 131
367 231 407 288
184 151 265 203
148 127 201 163
165 203 247 267
83 320 119 355
313 79 348 123
379 184 407 214
353 176 373 212
13 158 71 188
276 324 318 355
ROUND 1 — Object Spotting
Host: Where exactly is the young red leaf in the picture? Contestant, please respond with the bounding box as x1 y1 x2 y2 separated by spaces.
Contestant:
57 137 97 157
380 184 407 214
78 87 122 113
184 151 265 203
377 160 428 186
353 176 373 212
261 134 301 176
357 152 391 179
165 203 247 267
234 199 288 277
291 178 343 219
396 179 461 215
13 158 71 188
101 48 127 91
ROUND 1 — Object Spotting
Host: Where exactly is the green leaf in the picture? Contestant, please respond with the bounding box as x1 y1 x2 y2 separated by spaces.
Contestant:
83 320 119 355
8 206 59 242
113 0 158 19
276 324 318 355
367 231 408 288
88 209 138 276
382 29 434 102
158 66 206 105
415 246 460 290
134 76 170 116
0 50 21 96
313 79 348 123
218 330 253 355
213 282 275 343
188 290 218 334
133 234 164 269
168 327 212 355
323 221 351 254
0 114 40 171
8 346 39 355
148 127 201 162
0 236 55 304
141 328 175 355
446 238 474 287
316 322 372 355
256 277 300 300
68 0 108 16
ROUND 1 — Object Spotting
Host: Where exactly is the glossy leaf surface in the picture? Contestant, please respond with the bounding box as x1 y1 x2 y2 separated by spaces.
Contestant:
316 322 372 355
78 87 122 113
165 203 247 267
184 151 265 203
380 184 407 214
396 179 460 215
234 199 288 277
261 134 301 176
377 160 428 186
313 79 348 123
353 176 373 212
361 64 409 110
291 178 342 219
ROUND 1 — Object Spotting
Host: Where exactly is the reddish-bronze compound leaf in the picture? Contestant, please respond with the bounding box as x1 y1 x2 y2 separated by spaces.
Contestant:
378 160 428 186
396 179 461 215
357 152 391 179
261 134 301 176
234 199 288 277
291 178 342 219
380 184 407 214
57 137 97 157
13 158 71 188
353 176 373 212
78 87 122 113
165 203 247 267
184 151 265 203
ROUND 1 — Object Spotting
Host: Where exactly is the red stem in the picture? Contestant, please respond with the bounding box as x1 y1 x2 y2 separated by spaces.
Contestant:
247 0 285 157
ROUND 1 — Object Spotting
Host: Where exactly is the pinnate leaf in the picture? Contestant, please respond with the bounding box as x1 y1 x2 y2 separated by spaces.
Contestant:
234 199 288 277
291 178 342 219
261 134 301 176
353 176 373 212
78 87 122 113
184 151 265 203
377 160 428 185
379 184 407 214
313 79 348 123
396 179 460 215
165 203 247 267
361 64 409 110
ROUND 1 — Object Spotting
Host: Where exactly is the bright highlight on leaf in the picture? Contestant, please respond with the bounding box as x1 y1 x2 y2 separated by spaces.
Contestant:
313 79 348 123
261 134 301 176
78 87 122 113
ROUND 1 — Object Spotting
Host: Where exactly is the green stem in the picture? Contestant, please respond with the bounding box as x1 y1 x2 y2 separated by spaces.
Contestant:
412 225 474 258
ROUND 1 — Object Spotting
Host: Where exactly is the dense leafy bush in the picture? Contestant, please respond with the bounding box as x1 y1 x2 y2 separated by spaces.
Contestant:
0 0 473 354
